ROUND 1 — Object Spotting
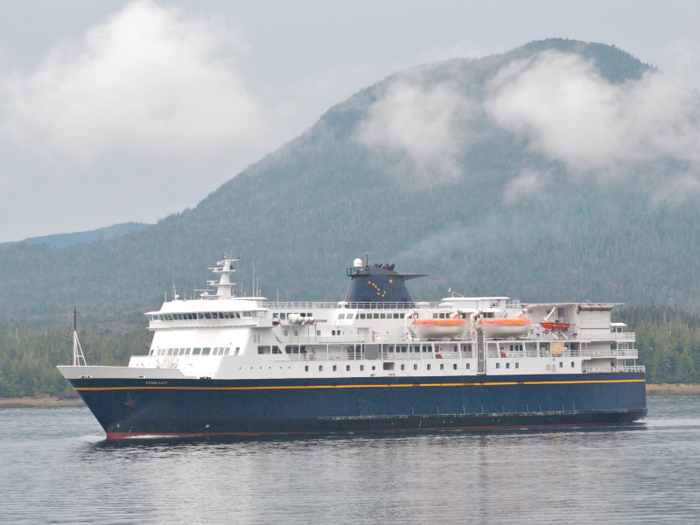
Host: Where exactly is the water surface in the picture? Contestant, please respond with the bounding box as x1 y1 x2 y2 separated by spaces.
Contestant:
1 396 699 524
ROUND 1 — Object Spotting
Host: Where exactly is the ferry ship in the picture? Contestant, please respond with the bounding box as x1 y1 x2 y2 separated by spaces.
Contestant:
59 257 646 439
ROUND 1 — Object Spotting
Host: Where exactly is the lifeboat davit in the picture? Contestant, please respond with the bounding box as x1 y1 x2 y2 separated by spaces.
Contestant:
412 319 466 339
540 321 570 331
478 318 530 338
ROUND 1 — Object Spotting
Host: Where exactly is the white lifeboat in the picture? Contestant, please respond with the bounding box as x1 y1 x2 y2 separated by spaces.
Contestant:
478 318 530 338
411 319 465 339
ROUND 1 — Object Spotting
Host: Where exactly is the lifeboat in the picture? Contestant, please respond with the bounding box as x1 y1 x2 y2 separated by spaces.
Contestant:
411 319 465 339
540 321 570 331
478 318 530 338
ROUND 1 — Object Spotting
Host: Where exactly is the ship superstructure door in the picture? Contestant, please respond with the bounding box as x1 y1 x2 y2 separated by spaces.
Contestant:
477 330 486 374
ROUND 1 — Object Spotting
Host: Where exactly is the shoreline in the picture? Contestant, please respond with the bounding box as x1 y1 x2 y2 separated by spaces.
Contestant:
646 383 700 395
1 384 699 408
0 396 85 408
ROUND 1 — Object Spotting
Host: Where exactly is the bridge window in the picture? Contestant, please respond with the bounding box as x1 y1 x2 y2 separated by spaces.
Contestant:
167 348 174 356
359 313 366 319
347 314 355 319
338 314 345 319
202 348 211 356
192 348 201 355
224 347 230 355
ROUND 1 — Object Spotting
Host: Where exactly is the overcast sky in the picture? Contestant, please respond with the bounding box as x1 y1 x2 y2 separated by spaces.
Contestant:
1 0 699 242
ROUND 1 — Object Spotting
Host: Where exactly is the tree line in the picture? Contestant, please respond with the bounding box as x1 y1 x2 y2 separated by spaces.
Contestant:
0 304 697 398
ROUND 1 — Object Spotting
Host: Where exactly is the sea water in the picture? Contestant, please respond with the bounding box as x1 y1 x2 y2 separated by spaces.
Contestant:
1 396 699 524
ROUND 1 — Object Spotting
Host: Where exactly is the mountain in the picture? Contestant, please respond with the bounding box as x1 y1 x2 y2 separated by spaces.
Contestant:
0 222 152 249
2 38 700 330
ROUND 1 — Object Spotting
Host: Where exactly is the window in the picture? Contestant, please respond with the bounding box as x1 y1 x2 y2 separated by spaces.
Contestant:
453 364 457 370
272 346 281 354
393 313 399 319
347 314 354 319
280 313 286 320
440 364 445 370
273 313 279 318
257 346 271 354
224 347 230 355
373 313 379 319
427 364 431 370
515 362 519 369
506 363 510 369
380 313 386 319
360 313 366 319
284 330 288 336
571 362 575 368
319 366 323 371
202 348 211 356
338 314 345 319
439 313 446 319
167 348 174 356
559 362 563 368
346 365 350 371
466 363 470 370
401 364 405 371
333 365 337 371
294 330 299 336
414 364 418 370
496 363 500 369
211 313 219 319
234 347 240 356
192 348 202 355
204 313 212 319
360 365 365 371
400 313 405 319
305 366 309 372
433 313 438 319
179 348 186 356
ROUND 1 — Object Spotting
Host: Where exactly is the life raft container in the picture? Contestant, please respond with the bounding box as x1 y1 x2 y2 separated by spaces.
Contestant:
411 319 466 339
478 318 531 338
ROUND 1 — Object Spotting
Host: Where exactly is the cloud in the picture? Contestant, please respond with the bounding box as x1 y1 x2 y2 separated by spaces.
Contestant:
503 168 550 203
0 0 271 164
355 77 476 182
485 50 700 174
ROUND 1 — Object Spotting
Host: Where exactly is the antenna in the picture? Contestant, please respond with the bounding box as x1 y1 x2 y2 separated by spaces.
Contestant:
72 307 86 367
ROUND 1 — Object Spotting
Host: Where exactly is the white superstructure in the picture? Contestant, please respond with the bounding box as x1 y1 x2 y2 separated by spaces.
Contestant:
61 257 643 381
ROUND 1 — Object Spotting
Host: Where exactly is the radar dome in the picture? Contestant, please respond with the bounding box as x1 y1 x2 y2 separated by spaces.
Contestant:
353 258 363 268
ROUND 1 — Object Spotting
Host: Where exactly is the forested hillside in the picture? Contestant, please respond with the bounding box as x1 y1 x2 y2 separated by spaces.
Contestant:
1 38 700 331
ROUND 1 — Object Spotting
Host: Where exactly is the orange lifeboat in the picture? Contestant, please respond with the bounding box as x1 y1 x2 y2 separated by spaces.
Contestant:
540 321 570 331
411 319 466 339
478 318 531 338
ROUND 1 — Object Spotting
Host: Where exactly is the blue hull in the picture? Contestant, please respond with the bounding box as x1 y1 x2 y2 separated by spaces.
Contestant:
70 373 647 439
